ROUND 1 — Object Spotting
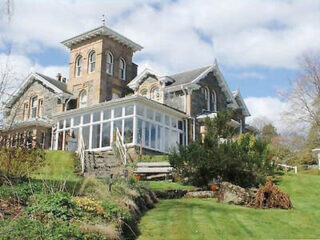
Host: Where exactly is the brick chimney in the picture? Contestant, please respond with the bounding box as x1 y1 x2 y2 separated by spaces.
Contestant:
56 73 62 82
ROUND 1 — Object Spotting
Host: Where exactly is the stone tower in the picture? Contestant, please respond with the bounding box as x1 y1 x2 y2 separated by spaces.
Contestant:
61 24 142 108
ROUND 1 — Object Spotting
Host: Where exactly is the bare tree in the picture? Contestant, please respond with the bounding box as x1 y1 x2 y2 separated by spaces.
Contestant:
284 53 320 129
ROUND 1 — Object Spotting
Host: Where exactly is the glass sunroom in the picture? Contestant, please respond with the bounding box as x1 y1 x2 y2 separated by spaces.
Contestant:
52 95 188 153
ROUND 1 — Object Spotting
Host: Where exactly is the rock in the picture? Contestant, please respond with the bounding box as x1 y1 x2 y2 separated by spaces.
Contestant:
217 182 253 205
154 189 188 199
184 191 217 198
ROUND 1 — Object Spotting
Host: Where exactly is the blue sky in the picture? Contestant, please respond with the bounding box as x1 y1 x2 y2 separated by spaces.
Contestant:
0 0 319 132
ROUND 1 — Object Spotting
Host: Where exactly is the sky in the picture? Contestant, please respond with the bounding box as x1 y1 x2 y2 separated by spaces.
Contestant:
0 0 320 133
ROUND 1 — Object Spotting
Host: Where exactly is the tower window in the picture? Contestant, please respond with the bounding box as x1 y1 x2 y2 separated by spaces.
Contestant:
79 90 87 108
88 51 96 73
106 52 113 75
119 58 126 80
75 55 82 77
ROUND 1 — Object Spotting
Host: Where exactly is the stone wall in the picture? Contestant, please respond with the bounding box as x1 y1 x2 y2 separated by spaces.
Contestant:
84 151 127 178
5 80 61 124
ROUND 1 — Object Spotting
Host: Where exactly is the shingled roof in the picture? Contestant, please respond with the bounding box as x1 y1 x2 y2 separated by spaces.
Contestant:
36 72 71 94
168 65 212 87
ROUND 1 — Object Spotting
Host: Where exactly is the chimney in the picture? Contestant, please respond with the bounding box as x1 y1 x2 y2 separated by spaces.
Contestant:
56 73 62 82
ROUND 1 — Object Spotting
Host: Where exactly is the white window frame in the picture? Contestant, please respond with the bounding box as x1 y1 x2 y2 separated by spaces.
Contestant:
75 55 82 77
30 96 38 119
88 51 96 73
106 52 114 75
79 90 87 108
119 58 126 80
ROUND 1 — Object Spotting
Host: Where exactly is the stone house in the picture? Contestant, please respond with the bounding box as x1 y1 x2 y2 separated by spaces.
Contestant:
0 23 251 154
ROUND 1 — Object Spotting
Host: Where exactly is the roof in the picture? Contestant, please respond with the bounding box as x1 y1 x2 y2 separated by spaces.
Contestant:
61 25 143 52
2 118 52 131
232 90 251 116
168 65 213 87
5 72 72 108
36 73 71 94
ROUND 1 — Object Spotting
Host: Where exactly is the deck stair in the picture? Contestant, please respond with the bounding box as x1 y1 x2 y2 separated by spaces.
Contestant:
134 161 173 180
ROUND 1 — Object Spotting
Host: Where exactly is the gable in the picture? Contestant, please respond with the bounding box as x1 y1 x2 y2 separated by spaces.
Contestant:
5 72 72 108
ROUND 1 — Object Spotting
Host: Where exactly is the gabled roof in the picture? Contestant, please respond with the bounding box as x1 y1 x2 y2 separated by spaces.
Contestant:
5 72 72 108
127 68 172 90
61 25 143 52
168 65 213 87
232 89 251 116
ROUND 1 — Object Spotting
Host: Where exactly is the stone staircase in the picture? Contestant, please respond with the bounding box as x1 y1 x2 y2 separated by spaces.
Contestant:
84 151 127 178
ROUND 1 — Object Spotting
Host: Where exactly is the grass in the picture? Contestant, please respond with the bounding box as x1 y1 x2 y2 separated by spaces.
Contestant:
137 174 320 240
32 150 81 182
144 181 196 191
139 154 169 162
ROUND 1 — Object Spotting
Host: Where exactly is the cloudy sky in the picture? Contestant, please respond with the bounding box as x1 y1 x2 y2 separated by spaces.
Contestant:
1 0 320 133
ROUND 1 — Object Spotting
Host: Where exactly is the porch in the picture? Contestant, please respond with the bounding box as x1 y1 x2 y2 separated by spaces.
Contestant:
53 95 188 154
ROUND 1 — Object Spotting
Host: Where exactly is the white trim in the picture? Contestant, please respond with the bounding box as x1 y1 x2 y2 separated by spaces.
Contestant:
5 72 72 108
232 89 250 116
61 26 143 52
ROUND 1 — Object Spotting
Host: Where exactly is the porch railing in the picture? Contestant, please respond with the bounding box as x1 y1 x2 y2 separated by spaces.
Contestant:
113 127 127 165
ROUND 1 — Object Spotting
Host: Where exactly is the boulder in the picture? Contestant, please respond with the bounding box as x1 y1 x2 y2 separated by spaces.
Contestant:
217 182 253 205
184 191 217 198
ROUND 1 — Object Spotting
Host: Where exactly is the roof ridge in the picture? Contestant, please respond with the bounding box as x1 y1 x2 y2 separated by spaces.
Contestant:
169 64 214 77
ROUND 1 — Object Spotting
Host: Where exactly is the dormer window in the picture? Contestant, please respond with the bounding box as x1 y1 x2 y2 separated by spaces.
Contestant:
140 89 147 97
75 55 82 77
119 58 126 80
79 90 87 108
88 51 96 73
211 90 217 112
106 52 113 75
30 96 38 118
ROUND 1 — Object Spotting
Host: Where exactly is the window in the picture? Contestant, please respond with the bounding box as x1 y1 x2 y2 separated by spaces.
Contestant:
75 55 82 77
30 96 38 118
119 58 126 80
150 87 160 101
211 90 217 112
102 122 111 147
124 118 133 144
204 87 210 111
106 52 113 75
92 124 101 149
23 103 28 120
140 89 147 97
79 90 87 108
88 51 96 73
38 99 43 117
41 132 45 149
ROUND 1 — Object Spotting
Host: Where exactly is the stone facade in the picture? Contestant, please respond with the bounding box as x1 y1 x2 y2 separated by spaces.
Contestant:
67 35 136 107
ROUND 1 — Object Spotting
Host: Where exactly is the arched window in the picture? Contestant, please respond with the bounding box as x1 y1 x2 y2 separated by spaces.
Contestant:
150 87 160 101
140 89 147 97
88 51 96 73
204 87 210 111
119 58 126 80
211 90 217 112
79 90 87 108
75 55 82 77
30 96 38 118
106 52 113 75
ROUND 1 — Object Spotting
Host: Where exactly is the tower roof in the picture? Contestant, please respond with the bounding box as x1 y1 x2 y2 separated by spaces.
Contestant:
61 26 143 52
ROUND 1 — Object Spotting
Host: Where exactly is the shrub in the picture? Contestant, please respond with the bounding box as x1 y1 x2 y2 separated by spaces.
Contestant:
0 147 45 179
73 196 104 216
27 192 78 220
170 111 276 188
101 200 130 220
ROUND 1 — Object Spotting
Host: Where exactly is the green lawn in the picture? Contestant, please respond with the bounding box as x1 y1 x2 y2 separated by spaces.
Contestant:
138 174 320 240
32 150 80 182
144 181 196 191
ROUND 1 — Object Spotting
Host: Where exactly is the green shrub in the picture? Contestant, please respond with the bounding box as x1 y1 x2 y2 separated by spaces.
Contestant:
0 147 45 179
27 192 79 220
101 200 129 220
170 111 276 188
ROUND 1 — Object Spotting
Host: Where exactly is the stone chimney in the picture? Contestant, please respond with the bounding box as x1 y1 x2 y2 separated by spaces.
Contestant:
56 73 62 82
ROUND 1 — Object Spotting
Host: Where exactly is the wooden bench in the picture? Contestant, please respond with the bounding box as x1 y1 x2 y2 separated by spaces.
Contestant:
134 162 173 180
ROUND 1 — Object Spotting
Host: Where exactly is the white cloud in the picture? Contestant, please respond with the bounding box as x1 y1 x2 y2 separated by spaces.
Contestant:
245 97 289 134
1 0 319 73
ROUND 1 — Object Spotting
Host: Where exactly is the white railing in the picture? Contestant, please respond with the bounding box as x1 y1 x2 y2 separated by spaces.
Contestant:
114 127 127 165
78 129 86 174
277 163 298 174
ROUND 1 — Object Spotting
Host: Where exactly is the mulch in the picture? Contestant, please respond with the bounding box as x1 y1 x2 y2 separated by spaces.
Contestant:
0 198 24 219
